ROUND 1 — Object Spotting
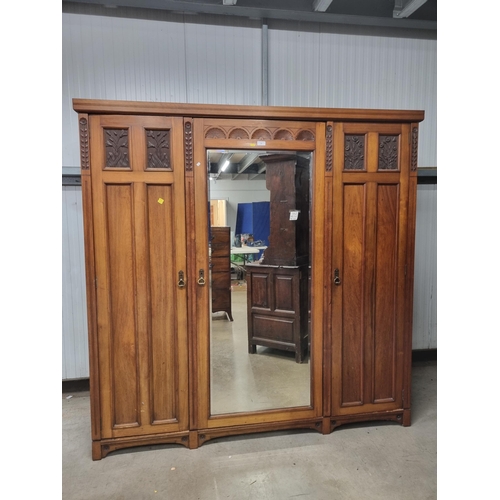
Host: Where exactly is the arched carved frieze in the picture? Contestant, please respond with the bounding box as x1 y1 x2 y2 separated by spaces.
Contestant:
295 129 315 141
228 128 249 140
251 129 273 141
79 117 90 170
273 129 294 141
203 124 316 142
205 127 226 139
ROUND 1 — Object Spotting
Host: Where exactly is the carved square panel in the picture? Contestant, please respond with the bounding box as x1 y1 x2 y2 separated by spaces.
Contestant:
344 135 366 170
104 128 130 168
378 135 400 170
146 129 171 169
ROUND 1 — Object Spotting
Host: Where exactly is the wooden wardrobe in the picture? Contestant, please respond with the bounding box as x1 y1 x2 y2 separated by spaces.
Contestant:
73 99 423 460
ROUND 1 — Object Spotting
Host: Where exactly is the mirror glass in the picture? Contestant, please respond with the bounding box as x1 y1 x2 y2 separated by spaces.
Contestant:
208 149 312 415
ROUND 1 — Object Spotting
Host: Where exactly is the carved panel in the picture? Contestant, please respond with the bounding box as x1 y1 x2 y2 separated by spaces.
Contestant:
184 120 193 171
146 129 171 169
205 127 226 139
273 129 294 141
228 128 249 140
79 117 89 170
411 127 418 171
326 125 333 172
344 135 365 170
378 135 399 170
296 130 315 141
251 129 273 141
105 129 130 168
204 124 315 142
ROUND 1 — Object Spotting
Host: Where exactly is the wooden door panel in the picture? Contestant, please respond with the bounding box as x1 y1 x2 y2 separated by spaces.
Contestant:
332 122 408 417
373 184 399 403
340 183 366 406
105 183 140 428
249 272 271 310
90 115 188 438
146 184 180 424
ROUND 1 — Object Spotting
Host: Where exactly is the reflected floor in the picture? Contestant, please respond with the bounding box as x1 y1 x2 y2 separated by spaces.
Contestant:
210 285 310 415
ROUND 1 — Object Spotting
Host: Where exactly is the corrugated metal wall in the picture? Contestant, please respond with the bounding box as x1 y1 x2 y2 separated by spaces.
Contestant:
269 21 436 167
413 184 437 349
62 186 89 379
62 10 437 379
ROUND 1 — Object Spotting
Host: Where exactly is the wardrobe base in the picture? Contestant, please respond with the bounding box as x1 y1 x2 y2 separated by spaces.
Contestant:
92 431 191 460
92 410 411 459
330 409 411 432
196 418 324 447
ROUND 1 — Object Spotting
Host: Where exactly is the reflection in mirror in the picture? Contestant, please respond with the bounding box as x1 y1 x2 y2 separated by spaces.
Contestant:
208 150 312 415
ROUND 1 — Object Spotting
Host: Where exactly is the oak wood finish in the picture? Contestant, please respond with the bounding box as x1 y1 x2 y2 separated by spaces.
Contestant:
194 119 325 433
74 99 422 459
73 99 424 123
85 114 189 459
330 122 411 417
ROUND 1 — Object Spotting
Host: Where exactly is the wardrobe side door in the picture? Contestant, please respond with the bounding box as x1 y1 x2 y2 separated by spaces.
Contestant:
89 115 189 438
331 122 411 416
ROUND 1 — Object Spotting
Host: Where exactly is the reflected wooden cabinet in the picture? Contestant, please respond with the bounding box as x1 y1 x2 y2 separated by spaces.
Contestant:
74 99 423 459
246 153 310 363
246 264 309 363
210 226 233 321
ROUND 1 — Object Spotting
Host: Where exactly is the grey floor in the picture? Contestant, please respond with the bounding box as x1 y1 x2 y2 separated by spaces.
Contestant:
62 358 436 499
211 286 310 415
63 281 436 499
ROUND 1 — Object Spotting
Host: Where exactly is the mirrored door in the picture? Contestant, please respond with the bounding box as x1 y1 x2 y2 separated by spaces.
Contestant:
192 118 326 431
207 150 312 415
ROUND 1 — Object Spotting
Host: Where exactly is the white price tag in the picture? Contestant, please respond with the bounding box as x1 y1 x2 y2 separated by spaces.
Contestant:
289 210 300 221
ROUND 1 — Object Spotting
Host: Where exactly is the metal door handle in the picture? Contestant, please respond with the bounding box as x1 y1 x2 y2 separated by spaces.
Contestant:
178 270 186 288
197 269 206 286
334 268 341 286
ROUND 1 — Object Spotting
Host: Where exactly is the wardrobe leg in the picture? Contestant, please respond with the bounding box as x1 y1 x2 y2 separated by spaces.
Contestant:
402 409 411 427
92 442 102 461
188 431 199 449
321 417 331 435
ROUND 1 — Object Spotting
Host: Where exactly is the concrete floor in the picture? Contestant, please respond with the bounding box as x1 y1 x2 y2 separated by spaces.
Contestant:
211 287 310 414
62 359 436 499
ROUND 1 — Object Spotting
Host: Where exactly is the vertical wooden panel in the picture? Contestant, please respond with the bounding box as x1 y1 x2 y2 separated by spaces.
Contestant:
147 184 177 422
251 274 271 309
90 115 188 439
373 184 399 402
106 184 139 427
341 183 366 405
275 275 294 311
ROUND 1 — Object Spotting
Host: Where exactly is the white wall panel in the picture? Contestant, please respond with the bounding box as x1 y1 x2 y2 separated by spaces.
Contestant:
268 21 322 107
63 12 189 166
412 184 437 349
62 186 89 379
269 26 436 167
184 16 262 105
63 12 262 167
62 11 437 380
